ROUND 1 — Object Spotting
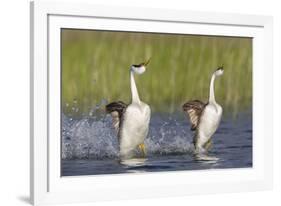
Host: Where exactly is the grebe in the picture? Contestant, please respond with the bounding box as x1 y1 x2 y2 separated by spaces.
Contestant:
106 59 151 159
183 66 224 154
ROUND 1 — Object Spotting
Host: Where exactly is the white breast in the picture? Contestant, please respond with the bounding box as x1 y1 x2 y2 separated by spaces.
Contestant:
119 102 151 157
197 103 222 146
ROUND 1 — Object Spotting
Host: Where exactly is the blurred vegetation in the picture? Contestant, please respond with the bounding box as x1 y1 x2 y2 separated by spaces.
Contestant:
62 29 252 117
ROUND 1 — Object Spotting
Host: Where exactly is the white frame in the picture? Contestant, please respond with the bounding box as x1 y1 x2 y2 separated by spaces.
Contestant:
30 0 273 205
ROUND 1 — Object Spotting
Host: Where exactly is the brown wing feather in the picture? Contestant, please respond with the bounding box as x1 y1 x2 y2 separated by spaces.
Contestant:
182 100 206 130
105 101 127 133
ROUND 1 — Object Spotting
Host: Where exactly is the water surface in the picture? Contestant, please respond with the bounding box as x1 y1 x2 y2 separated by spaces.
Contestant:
62 112 252 176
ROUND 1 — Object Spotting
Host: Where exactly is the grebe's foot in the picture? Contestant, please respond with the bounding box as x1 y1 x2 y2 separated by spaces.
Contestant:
204 139 213 150
138 143 146 157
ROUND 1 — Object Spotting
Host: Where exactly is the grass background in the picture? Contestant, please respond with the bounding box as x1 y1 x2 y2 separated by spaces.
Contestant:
62 29 252 117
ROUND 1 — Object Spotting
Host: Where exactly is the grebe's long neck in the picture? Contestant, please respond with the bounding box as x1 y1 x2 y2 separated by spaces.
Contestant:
209 73 216 104
130 70 141 104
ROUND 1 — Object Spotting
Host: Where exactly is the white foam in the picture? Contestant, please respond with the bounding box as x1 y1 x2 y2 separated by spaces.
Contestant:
62 113 194 159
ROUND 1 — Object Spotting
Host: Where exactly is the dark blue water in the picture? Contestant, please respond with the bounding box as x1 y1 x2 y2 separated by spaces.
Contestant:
61 112 252 176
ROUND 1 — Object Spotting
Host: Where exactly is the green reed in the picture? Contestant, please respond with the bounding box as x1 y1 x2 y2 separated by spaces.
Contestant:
62 29 252 117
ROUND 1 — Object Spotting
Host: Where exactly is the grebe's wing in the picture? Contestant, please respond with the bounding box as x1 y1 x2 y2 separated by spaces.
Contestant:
182 100 206 130
106 101 128 133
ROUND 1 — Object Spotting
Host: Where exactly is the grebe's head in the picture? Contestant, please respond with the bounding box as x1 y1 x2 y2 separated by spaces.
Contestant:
214 65 224 77
131 58 151 74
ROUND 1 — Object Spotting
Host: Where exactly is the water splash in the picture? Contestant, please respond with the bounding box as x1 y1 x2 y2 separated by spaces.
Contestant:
62 113 194 160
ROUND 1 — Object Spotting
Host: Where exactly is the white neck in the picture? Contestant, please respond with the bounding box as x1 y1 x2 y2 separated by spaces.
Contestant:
209 73 216 104
130 70 141 104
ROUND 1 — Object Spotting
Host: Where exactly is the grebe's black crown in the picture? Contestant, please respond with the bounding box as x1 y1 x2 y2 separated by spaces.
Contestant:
217 65 224 71
132 58 151 68
132 63 142 68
